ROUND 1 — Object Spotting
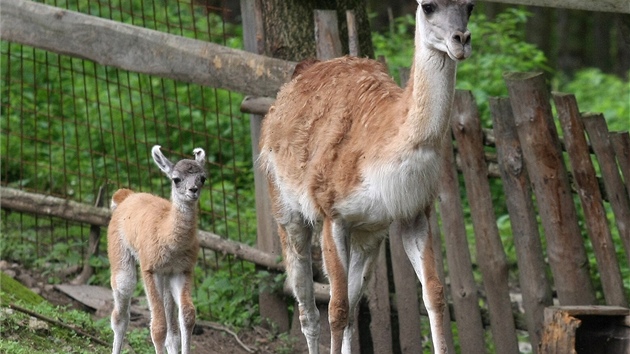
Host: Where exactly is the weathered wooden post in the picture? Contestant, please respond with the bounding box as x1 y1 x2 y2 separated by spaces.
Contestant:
504 72 596 306
554 93 627 307
582 113 630 264
241 0 290 333
491 97 553 353
451 90 519 354
438 132 487 353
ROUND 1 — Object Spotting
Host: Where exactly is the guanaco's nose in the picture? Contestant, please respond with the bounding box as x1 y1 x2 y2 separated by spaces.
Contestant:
452 31 471 45
190 187 198 194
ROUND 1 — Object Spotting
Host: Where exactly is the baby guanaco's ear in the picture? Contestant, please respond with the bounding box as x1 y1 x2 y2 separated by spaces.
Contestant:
152 145 174 176
192 147 206 166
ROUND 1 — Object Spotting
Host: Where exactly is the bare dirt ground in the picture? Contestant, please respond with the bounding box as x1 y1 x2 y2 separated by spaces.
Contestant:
1 261 297 354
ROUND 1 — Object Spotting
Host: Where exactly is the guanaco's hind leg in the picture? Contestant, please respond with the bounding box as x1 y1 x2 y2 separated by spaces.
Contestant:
395 211 447 354
110 248 137 354
341 231 386 354
279 215 320 354
321 218 351 354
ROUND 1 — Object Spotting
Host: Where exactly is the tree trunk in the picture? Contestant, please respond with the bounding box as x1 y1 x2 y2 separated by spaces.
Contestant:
260 0 373 61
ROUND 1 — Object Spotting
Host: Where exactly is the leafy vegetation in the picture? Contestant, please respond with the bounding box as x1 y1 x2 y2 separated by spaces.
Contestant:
554 68 629 132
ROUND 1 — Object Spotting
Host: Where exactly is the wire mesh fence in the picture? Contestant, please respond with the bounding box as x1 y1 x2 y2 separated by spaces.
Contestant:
1 0 261 325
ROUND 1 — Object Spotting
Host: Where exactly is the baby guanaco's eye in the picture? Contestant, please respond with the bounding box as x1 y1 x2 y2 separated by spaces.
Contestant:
467 4 475 17
422 3 435 15
199 176 207 185
172 177 182 184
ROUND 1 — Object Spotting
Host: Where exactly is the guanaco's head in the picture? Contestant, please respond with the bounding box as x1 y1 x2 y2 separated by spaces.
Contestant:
416 0 475 61
152 145 207 203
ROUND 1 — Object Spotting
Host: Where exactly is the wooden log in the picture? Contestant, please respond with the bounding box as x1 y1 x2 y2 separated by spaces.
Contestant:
582 113 630 264
0 187 111 227
197 230 283 272
610 131 630 194
241 0 290 333
451 90 519 354
438 138 487 353
0 0 295 98
241 96 275 115
504 72 596 306
490 97 553 353
554 93 628 307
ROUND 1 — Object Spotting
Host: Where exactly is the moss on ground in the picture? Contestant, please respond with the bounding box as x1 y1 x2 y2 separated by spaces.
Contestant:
0 271 46 306
0 271 113 353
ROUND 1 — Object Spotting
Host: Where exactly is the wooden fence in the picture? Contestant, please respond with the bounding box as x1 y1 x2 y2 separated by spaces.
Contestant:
2 1 629 353
243 76 630 354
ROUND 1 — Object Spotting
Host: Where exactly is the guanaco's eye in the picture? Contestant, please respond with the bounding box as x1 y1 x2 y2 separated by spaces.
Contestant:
200 176 207 185
422 3 435 15
172 177 182 185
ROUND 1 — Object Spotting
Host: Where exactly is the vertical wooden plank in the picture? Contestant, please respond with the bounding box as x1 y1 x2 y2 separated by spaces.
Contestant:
389 223 423 353
504 72 596 306
451 90 519 354
428 207 456 353
314 10 343 61
610 131 630 194
366 243 393 354
554 93 627 307
346 10 359 57
582 114 630 264
438 137 487 353
490 97 553 353
241 0 289 332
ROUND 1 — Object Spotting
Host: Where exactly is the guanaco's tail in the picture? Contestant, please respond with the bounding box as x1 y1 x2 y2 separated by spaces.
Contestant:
110 188 135 211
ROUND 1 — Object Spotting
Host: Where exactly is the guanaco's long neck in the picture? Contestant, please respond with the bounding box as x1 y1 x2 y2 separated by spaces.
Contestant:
170 196 199 240
400 16 458 146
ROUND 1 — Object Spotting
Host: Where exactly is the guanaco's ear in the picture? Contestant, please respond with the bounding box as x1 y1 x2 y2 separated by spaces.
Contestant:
152 145 174 175
192 147 206 166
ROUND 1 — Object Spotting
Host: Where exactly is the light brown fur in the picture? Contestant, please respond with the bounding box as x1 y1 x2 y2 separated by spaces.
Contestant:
108 146 206 354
